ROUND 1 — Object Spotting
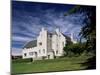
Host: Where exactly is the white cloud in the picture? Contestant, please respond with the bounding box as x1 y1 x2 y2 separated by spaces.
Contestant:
12 3 86 55
11 47 22 56
12 35 33 42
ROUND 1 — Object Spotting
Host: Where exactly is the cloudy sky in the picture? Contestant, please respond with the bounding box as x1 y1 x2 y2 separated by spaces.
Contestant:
12 1 86 55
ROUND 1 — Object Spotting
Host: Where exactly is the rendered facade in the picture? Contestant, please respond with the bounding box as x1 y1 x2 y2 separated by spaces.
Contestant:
22 28 73 60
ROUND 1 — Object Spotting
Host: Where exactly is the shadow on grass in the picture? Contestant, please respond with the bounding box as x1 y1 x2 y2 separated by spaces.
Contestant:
81 55 96 70
11 55 96 75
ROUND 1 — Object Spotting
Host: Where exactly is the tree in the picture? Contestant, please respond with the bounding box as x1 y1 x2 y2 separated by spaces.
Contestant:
63 43 86 57
65 5 96 53
64 5 96 69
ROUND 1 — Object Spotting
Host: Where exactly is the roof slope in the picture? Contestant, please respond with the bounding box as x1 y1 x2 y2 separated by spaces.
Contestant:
23 40 37 49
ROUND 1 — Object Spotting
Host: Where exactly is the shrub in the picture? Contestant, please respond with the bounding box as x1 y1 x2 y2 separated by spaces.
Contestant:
12 58 32 63
63 43 86 57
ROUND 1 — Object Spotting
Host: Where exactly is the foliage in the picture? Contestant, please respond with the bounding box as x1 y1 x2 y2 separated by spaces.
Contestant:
79 6 96 53
63 43 86 57
65 6 96 53
12 58 32 63
64 6 80 16
64 5 96 69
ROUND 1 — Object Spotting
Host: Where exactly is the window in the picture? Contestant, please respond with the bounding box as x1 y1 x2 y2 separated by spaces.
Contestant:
57 44 58 47
56 50 58 54
62 42 64 47
59 34 61 37
34 52 38 58
24 53 27 57
39 50 41 54
50 34 52 38
29 52 34 56
43 49 45 53
39 42 42 45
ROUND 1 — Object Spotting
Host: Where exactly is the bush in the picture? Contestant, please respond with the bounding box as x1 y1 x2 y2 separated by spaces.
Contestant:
12 58 32 63
63 43 86 57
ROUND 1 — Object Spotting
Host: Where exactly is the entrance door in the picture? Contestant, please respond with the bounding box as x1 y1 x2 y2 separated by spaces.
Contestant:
48 55 50 59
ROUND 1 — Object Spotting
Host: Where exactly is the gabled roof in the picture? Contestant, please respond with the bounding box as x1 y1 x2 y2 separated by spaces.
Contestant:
23 40 37 49
23 31 72 49
62 33 71 39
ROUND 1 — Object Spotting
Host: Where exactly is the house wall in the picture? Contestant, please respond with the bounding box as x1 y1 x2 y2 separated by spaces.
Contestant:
52 29 66 56
52 34 57 55
47 33 52 52
22 28 48 59
22 28 66 59
22 47 38 59
37 28 47 57
59 33 66 56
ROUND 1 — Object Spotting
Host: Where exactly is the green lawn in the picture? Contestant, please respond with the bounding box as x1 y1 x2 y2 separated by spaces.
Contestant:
11 55 92 74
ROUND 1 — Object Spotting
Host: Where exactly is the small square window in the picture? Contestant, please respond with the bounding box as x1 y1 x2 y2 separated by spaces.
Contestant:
29 52 34 56
56 50 58 54
62 42 64 47
24 53 27 56
50 34 52 38
39 42 42 45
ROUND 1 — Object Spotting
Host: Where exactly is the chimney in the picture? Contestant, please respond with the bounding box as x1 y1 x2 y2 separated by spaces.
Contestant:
71 32 74 41
70 32 77 43
41 27 45 31
55 28 60 33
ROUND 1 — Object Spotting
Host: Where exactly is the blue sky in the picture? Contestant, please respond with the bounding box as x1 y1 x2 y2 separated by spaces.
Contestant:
12 1 86 55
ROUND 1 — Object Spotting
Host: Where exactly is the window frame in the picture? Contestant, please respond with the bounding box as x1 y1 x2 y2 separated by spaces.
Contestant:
29 52 34 56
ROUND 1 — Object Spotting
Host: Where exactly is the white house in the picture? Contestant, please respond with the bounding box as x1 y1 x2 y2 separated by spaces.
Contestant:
22 28 74 60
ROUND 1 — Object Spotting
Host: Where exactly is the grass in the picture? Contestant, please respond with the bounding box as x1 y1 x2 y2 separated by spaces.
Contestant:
11 55 93 74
